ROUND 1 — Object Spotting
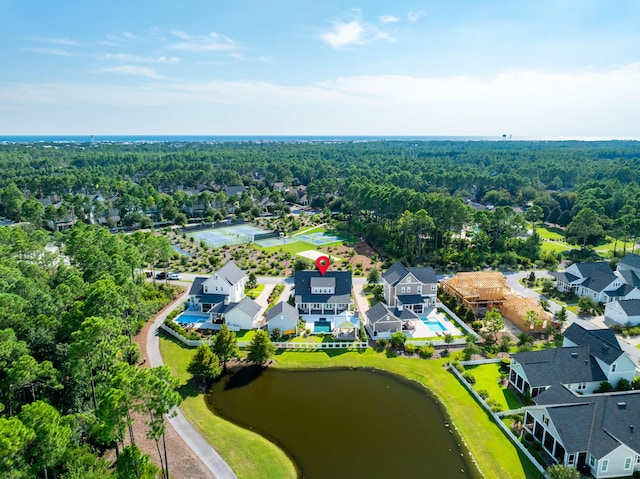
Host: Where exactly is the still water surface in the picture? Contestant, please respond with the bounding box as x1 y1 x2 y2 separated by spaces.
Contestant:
207 367 480 479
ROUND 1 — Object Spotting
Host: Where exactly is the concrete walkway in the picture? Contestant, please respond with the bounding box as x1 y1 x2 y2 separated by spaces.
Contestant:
147 283 237 479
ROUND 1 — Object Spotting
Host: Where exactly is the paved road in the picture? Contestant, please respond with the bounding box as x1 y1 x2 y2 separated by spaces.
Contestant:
147 284 237 479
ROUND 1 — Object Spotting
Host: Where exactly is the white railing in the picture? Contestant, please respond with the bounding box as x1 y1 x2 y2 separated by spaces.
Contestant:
160 324 368 349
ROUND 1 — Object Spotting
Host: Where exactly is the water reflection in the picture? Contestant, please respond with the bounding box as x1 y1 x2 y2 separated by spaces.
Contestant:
207 367 480 479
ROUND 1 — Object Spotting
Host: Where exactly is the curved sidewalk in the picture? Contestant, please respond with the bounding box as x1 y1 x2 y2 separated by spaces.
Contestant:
147 286 237 479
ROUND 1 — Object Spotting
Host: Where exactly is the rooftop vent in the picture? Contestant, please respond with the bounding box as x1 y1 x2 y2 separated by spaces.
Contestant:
618 402 626 409
571 352 578 358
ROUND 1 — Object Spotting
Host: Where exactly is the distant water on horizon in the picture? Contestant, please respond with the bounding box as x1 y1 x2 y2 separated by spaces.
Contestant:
0 134 525 144
1 134 635 144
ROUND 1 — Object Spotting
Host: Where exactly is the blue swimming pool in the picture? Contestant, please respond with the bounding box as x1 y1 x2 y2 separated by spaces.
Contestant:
421 319 447 333
176 313 208 324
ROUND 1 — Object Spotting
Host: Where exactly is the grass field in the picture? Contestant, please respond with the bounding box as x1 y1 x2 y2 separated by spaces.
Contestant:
465 363 522 410
160 335 544 479
262 240 318 254
536 226 565 240
540 241 572 254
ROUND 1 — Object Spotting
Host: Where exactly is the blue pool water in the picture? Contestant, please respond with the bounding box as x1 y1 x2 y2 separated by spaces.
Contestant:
176 313 208 324
421 320 447 333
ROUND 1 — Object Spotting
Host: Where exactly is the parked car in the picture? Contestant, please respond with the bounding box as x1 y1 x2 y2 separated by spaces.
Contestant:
168 272 182 280
155 272 167 280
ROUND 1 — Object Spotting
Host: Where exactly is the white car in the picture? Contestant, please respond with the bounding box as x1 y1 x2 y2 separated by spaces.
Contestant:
168 272 182 280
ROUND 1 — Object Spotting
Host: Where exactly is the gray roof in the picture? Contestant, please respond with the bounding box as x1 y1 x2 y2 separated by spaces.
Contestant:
216 261 246 285
189 277 208 295
575 261 614 278
265 301 299 323
227 296 260 317
224 185 246 196
199 293 227 304
563 323 623 365
579 271 619 293
397 294 426 305
366 302 401 324
512 346 607 388
607 283 637 298
549 271 579 283
618 269 640 287
540 392 640 458
310 276 336 288
619 253 640 270
617 299 640 316
382 262 437 286
294 270 351 304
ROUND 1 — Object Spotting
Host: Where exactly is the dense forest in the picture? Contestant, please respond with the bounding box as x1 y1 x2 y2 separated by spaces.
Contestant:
1 139 639 269
1 139 640 477
0 223 179 478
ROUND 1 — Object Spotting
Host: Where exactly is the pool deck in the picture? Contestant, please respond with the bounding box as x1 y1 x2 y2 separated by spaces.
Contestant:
406 310 461 339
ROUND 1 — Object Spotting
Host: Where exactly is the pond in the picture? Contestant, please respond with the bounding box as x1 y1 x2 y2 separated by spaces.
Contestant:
206 367 481 479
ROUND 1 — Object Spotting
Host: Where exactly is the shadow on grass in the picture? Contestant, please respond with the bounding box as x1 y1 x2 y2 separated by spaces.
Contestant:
274 347 367 358
160 330 197 348
178 377 204 399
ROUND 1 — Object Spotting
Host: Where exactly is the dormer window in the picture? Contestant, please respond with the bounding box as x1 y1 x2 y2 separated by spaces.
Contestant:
407 277 411 283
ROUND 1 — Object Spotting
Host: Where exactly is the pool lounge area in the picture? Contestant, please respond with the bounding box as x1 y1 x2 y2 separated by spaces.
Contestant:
406 309 461 338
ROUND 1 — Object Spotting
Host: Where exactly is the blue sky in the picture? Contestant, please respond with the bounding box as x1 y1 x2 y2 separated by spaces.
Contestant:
1 0 639 137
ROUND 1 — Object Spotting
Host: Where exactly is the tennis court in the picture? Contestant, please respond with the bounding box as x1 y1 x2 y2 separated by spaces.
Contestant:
189 224 274 248
256 232 343 248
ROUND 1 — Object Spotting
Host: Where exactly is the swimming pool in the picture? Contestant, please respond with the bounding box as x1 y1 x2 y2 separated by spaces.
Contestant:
176 313 208 325
422 320 447 333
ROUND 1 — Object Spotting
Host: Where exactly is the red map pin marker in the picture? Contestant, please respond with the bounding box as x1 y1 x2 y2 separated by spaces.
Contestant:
315 255 330 276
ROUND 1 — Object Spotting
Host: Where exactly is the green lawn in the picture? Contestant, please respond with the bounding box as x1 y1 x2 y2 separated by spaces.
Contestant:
593 237 636 253
465 363 522 410
245 284 265 299
235 329 257 342
262 240 317 255
536 226 565 240
160 334 543 479
160 335 295 479
540 241 572 254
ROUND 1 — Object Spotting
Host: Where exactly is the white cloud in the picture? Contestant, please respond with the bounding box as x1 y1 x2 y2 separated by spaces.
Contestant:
32 36 81 46
379 15 400 23
168 30 239 52
407 11 425 22
96 65 166 79
24 48 73 56
101 53 180 64
321 21 366 49
321 17 394 49
2 63 639 137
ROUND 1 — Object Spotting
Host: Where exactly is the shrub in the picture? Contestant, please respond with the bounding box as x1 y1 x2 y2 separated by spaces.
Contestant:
376 338 388 349
486 398 503 413
418 344 435 359
633 376 640 390
477 389 489 400
404 343 417 354
499 357 511 372
617 378 632 391
462 371 476 384
596 381 614 393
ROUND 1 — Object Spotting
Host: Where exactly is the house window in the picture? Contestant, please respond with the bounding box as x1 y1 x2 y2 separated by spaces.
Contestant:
577 383 586 390
601 459 608 472
417 286 422 294
542 415 549 426
636 455 640 464
625 457 632 470
407 286 411 293
312 303 321 310
407 277 411 283
431 285 437 291
401 287 405 293
611 364 617 373
589 455 595 467
567 454 575 466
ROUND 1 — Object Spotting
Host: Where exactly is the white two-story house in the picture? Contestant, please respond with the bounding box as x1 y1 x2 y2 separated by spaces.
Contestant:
294 270 354 334
188 261 260 331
